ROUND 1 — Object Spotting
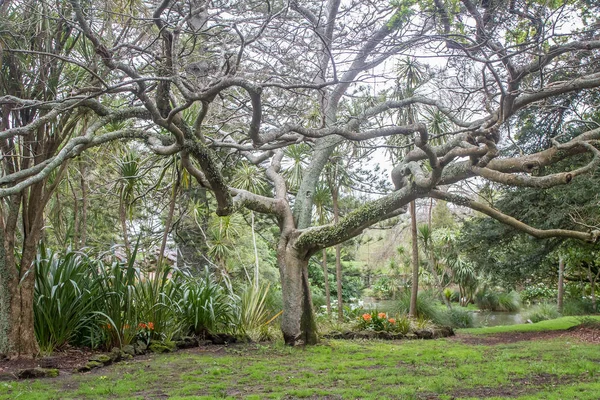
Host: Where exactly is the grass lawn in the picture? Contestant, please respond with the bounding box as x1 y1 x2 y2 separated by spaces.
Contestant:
1 320 599 399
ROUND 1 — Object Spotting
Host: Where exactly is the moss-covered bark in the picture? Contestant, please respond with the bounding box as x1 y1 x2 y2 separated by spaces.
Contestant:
278 235 318 346
0 229 9 355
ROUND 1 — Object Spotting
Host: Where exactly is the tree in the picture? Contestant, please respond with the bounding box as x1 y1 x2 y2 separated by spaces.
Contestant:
2 0 600 356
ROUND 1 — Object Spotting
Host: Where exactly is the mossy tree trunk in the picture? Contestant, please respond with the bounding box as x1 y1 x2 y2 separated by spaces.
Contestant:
278 234 318 346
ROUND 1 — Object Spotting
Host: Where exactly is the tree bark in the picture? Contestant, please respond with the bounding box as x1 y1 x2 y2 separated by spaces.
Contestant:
278 235 318 346
322 249 331 316
409 200 419 317
557 257 565 313
331 185 343 321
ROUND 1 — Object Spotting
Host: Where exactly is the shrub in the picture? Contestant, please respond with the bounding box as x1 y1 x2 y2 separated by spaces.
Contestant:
356 311 408 333
395 291 442 323
475 290 499 311
525 303 561 323
562 298 595 316
497 291 521 312
521 284 557 304
179 268 238 337
237 283 278 342
91 253 141 349
34 246 99 353
436 308 474 328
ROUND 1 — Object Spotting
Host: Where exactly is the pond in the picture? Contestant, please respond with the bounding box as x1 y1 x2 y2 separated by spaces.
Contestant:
471 311 525 327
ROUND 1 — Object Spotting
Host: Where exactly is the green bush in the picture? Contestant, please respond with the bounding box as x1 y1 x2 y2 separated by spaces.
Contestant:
521 284 557 304
525 303 561 323
395 291 443 324
436 308 474 328
237 283 278 341
497 291 521 312
562 298 595 316
179 268 238 337
34 246 99 353
475 290 499 311
356 311 408 333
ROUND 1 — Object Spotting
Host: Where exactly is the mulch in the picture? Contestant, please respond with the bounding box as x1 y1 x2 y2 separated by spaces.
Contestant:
0 347 94 380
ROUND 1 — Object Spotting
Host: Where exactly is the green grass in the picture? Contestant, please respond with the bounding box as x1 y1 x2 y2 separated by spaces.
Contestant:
459 315 600 335
1 319 599 399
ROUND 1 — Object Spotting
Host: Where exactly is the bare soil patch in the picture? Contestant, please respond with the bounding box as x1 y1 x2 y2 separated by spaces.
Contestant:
453 323 600 345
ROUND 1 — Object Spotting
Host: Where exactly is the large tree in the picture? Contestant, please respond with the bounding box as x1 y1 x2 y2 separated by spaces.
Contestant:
1 0 600 356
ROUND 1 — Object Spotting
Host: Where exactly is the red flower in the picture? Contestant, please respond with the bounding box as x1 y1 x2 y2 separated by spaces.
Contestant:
138 322 147 329
147 322 154 330
106 323 112 330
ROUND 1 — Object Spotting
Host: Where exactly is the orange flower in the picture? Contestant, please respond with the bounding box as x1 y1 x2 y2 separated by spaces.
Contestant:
138 322 147 329
362 313 372 321
106 323 112 330
388 318 396 324
124 324 130 330
378 312 387 319
147 322 154 330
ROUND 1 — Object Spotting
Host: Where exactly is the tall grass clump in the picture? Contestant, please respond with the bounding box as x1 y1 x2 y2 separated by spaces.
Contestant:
134 265 185 342
237 283 280 341
179 268 238 337
436 308 474 328
91 251 141 349
497 291 521 312
562 298 595 316
525 303 561 323
475 290 499 311
34 246 98 353
395 291 441 323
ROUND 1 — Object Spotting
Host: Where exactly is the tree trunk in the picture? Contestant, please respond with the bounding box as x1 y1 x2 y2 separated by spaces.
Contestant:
322 249 331 316
119 199 131 258
331 185 344 321
251 211 260 287
335 244 343 321
557 257 565 313
409 200 419 318
79 157 88 248
278 235 318 346
0 227 9 355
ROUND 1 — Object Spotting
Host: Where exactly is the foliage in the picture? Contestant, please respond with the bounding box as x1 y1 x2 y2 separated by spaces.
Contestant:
497 292 521 312
237 283 277 342
355 311 410 334
435 308 474 329
395 291 442 324
562 298 596 316
33 247 98 353
525 303 562 324
179 269 239 337
521 284 558 304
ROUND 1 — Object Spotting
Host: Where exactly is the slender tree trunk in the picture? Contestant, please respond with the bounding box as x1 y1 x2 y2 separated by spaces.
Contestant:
79 158 88 248
278 235 318 345
158 177 180 269
251 211 260 287
331 186 343 321
322 249 331 316
335 244 343 321
409 200 419 318
119 200 131 258
557 257 565 313
0 225 9 355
